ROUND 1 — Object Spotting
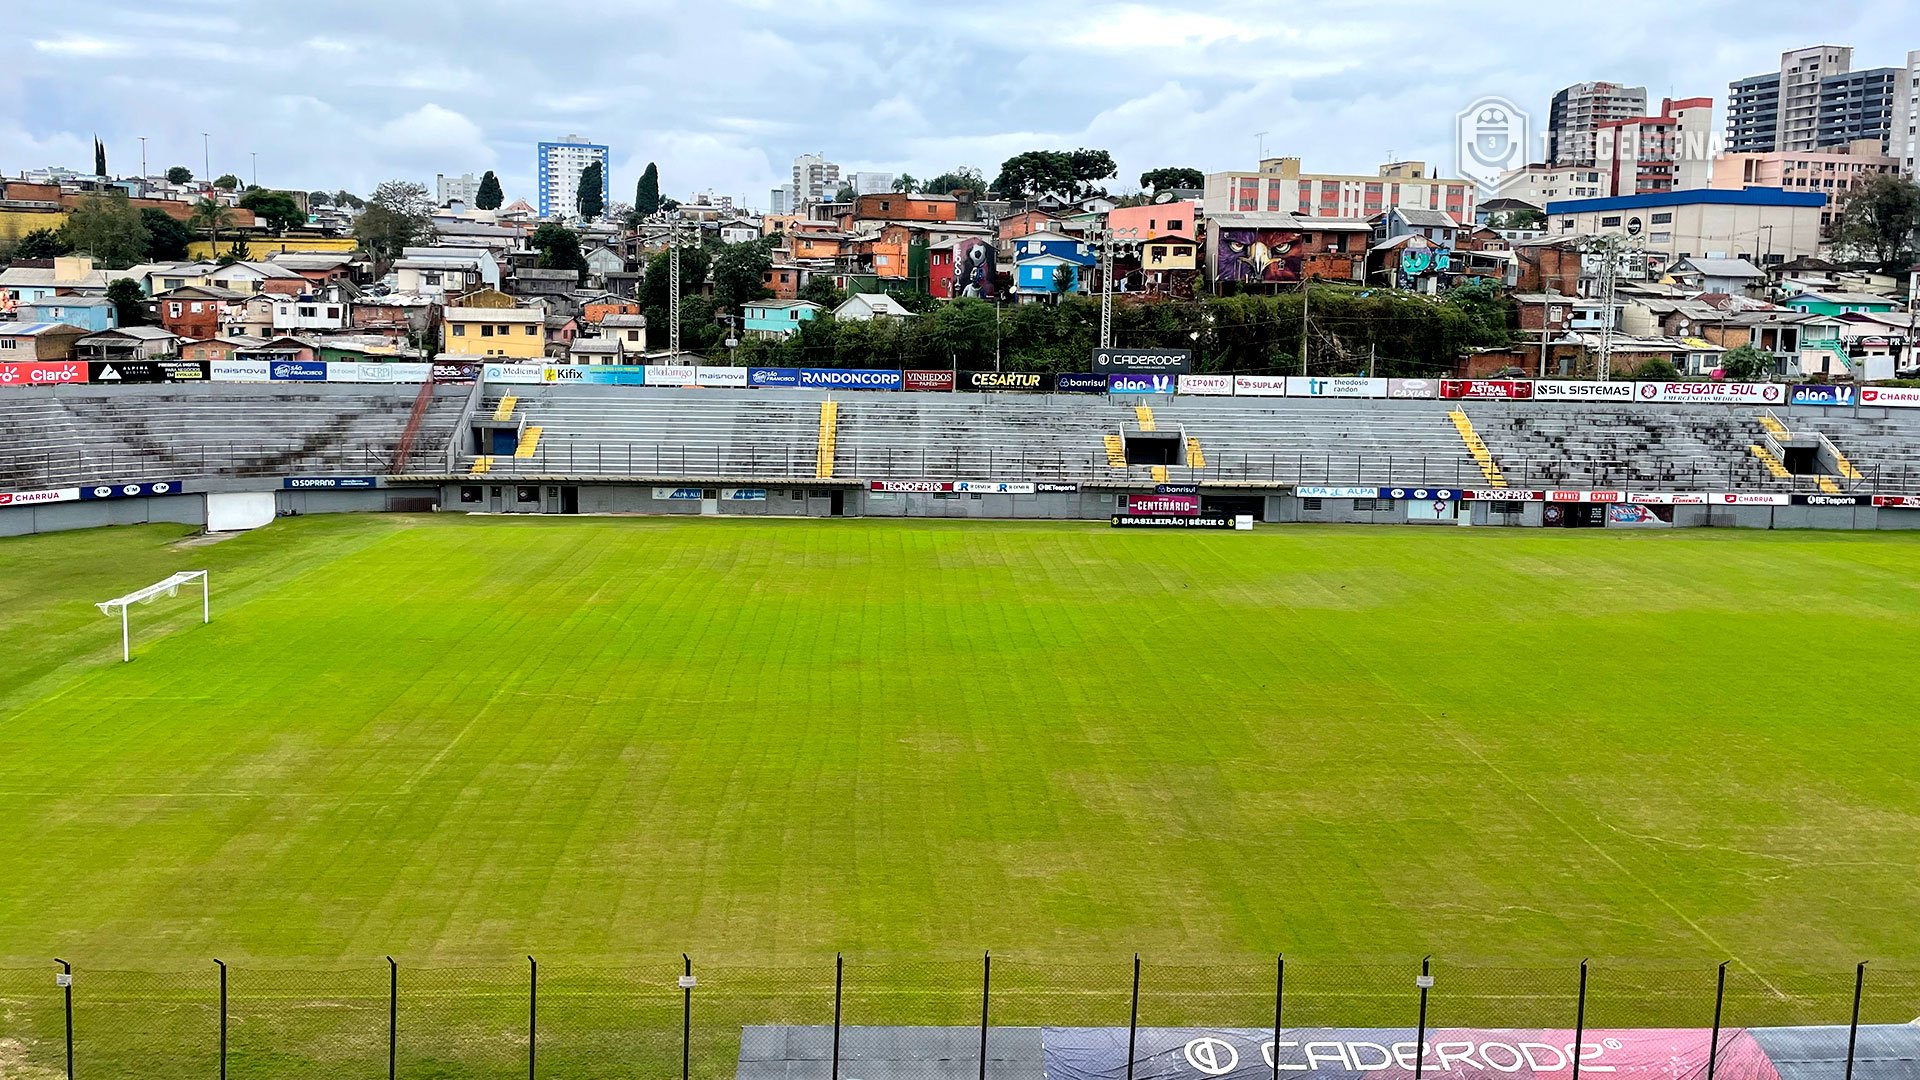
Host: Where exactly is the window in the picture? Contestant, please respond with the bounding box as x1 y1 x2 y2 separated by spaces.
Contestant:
1166 218 1184 231
299 306 316 317
327 307 339 319
0 339 14 350
424 272 441 285
460 486 481 504
1151 246 1168 259
1600 215 1622 227
1301 498 1324 511
496 325 510 335
481 324 494 336
1491 501 1524 515
1354 497 1393 512
168 303 183 317
526 324 538 335
516 486 539 503
452 324 466 336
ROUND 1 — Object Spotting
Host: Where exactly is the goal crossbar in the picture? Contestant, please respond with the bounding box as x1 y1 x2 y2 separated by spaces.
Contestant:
97 571 209 662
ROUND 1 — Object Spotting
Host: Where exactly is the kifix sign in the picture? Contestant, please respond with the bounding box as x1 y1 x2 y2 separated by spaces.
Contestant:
1128 494 1200 515
1110 514 1235 529
1108 373 1176 394
965 370 1049 392
1441 379 1532 400
1092 347 1191 374
799 367 902 390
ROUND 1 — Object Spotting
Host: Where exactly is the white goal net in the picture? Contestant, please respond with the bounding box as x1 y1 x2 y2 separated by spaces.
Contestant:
96 571 209 662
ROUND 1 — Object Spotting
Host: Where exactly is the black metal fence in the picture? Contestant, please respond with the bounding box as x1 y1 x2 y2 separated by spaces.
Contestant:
3 956 1914 1080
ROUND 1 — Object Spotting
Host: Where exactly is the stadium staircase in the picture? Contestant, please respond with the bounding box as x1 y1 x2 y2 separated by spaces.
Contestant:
493 395 518 422
1134 405 1156 431
1757 410 1852 493
1103 434 1127 468
815 399 839 479
1447 409 1505 487
1183 428 1206 469
1469 403 1796 491
514 426 543 459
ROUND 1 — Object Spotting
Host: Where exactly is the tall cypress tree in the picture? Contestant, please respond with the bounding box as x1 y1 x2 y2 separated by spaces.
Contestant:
475 170 503 210
94 137 107 178
576 161 605 218
635 162 660 218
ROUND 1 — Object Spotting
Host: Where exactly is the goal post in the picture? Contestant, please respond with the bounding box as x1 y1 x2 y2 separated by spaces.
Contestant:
95 571 209 663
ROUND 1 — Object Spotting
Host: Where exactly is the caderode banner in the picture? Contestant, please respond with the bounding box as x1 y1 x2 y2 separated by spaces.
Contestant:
1532 380 1634 402
1288 376 1387 398
800 367 902 390
1177 374 1234 396
1039 1024 1912 1080
0 487 80 506
1634 381 1784 405
1233 375 1290 397
870 480 953 492
1128 494 1200 515
0 361 88 386
89 360 210 384
1859 386 1920 408
966 370 1050 392
1441 380 1532 400
902 370 955 392
1091 347 1190 374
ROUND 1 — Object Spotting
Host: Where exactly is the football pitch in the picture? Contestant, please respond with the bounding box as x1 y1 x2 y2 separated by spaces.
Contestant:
3 514 1920 1074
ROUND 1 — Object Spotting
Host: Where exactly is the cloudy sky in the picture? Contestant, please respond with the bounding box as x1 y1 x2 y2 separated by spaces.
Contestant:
6 0 1917 209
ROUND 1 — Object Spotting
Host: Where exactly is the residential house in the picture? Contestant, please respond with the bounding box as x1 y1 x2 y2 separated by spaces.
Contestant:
206 261 307 296
506 268 580 307
179 335 266 362
74 326 178 361
997 210 1061 245
1668 256 1767 297
544 313 579 358
0 321 88 360
20 295 116 332
234 335 320 365
762 264 803 300
833 294 915 321
0 255 115 308
1782 290 1901 317
267 252 359 288
717 218 761 244
155 285 244 341
351 294 438 341
851 193 958 223
1372 208 1461 246
1205 213 1370 289
223 294 277 338
565 335 624 364
123 261 219 296
271 291 352 334
1205 157 1476 222
442 305 546 357
582 245 625 289
595 313 648 351
741 299 821 338
1009 230 1094 299
1137 234 1200 297
578 294 641 326
1106 200 1198 240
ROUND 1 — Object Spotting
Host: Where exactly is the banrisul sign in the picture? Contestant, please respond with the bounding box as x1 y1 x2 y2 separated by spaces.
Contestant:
1092 348 1191 374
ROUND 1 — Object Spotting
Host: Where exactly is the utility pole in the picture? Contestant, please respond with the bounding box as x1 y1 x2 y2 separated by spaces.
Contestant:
1088 227 1140 349
138 136 147 180
1540 294 1552 377
1298 280 1311 375
202 133 210 186
664 221 699 360
1587 232 1641 381
250 152 257 189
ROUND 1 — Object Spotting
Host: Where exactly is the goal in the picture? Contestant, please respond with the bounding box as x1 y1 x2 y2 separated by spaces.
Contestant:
95 571 209 663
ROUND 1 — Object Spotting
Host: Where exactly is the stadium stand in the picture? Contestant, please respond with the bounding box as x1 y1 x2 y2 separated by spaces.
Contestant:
1464 403 1805 490
467 385 827 478
0 383 468 489
1149 398 1485 485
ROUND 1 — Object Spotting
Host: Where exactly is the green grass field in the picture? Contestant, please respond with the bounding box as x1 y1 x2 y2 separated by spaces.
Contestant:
3 515 1919 1076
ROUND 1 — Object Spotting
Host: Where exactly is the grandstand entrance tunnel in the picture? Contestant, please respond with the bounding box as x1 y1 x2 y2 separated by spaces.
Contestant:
1124 432 1182 466
1202 494 1267 521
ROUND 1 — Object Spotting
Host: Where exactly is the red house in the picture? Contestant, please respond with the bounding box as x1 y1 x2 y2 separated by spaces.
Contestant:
154 285 243 342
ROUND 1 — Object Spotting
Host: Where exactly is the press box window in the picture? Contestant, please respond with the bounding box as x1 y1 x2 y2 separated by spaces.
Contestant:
1301 498 1323 511
1353 497 1393 512
1491 501 1524 515
459 486 481 503
516 486 539 503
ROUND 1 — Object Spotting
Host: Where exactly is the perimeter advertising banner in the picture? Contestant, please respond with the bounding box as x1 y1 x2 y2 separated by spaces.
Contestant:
1788 384 1854 406
1092 347 1191 375
269 360 328 382
482 362 546 384
574 365 649 385
748 367 801 388
1177 374 1234 396
283 477 378 490
211 359 271 382
1289 376 1387 399
1387 379 1441 399
1233 375 1290 397
328 361 431 384
1860 386 1920 408
1441 379 1533 400
89 360 210 384
1038 1024 1920 1080
902 370 955 392
0 361 88 386
432 362 480 383
1110 514 1234 528
965 370 1050 392
800 367 902 390
1108 373 1177 394
697 367 750 388
1532 380 1634 402
645 364 699 386
1793 493 1869 506
0 487 80 506
1055 372 1108 393
78 480 186 500
1633 381 1785 405
1128 494 1200 515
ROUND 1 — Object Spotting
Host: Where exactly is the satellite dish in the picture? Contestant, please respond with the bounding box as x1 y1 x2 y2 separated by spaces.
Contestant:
1153 191 1176 204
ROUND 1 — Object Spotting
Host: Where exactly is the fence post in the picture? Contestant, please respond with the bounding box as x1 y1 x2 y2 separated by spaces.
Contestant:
387 957 397 1080
528 956 537 1080
1707 961 1727 1080
1271 955 1283 1080
1125 955 1140 1080
831 954 843 1080
215 959 228 1080
1845 961 1866 1080
978 952 991 1080
681 955 694 1080
1413 957 1431 1080
1570 960 1587 1080
55 958 73 1080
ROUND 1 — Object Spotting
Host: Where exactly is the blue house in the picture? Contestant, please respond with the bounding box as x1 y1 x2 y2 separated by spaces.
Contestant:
20 295 117 332
742 299 821 338
1011 230 1093 300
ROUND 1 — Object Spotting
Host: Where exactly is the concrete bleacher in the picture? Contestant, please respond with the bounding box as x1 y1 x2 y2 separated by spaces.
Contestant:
1783 411 1920 493
836 393 1136 480
0 383 466 489
1465 403 1799 490
1149 398 1483 486
471 385 828 478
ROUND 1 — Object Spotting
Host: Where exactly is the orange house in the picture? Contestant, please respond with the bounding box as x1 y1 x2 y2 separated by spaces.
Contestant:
853 193 958 222
998 210 1060 243
791 233 845 261
581 298 641 325
762 264 802 299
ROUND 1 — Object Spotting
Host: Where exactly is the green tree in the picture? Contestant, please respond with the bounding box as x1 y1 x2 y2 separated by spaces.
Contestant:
213 174 240 191
922 167 985 196
1491 207 1548 230
475 170 503 210
1832 174 1920 266
58 192 150 268
354 180 435 268
711 235 777 313
833 184 856 202
308 190 333 207
639 244 712 350
994 148 1116 200
139 208 194 261
14 228 70 259
105 278 145 327
190 198 235 254
575 161 605 218
239 189 304 234
1628 356 1681 380
165 166 193 185
635 162 661 217
892 174 919 193
93 137 107 178
529 222 588 281
1139 166 1203 193
333 190 366 210
1719 343 1777 381
797 275 846 309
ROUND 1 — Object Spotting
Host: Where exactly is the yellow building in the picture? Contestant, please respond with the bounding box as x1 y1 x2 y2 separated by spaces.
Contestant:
442 305 546 357
186 236 358 260
1140 235 1198 273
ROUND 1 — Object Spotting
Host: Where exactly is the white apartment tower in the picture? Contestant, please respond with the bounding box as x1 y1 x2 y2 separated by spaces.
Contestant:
792 153 842 207
536 134 611 219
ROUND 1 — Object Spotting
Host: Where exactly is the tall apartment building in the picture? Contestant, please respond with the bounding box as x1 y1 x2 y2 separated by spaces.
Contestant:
1203 158 1475 223
1596 97 1715 196
851 171 896 196
792 153 842 207
769 184 795 215
1547 82 1648 164
1726 45 1905 155
1895 50 1920 177
436 172 481 206
535 134 610 219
